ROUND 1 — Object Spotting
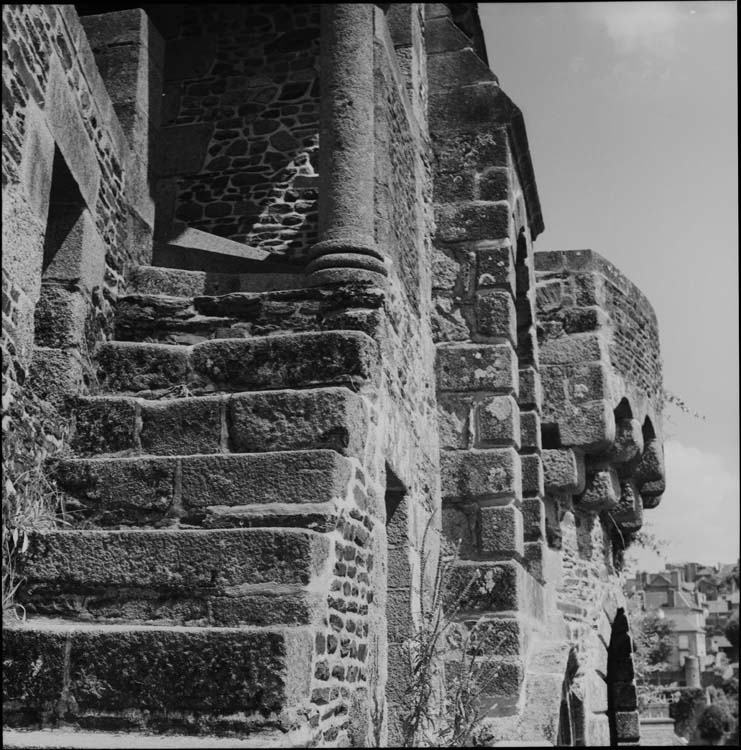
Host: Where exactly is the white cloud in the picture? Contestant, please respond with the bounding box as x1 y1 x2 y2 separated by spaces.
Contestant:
584 2 687 58
626 440 740 572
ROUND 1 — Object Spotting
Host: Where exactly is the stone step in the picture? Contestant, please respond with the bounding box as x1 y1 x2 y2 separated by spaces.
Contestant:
53 450 354 527
4 618 315 737
71 387 367 459
94 331 380 397
114 284 384 344
16 528 331 626
3 727 312 749
129 264 306 298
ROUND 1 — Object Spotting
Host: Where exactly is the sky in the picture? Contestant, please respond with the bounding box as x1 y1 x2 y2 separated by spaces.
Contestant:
479 2 739 571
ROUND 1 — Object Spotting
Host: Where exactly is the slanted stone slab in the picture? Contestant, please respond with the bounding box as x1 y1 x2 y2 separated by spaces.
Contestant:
3 620 313 722
441 448 521 501
20 528 330 591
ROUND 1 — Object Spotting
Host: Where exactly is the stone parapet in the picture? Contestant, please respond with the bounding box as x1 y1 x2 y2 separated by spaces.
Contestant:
534 248 665 532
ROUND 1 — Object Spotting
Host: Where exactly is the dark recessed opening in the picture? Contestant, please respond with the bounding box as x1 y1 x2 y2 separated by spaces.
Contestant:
614 398 633 421
541 422 561 449
42 147 85 275
642 417 656 442
385 463 405 525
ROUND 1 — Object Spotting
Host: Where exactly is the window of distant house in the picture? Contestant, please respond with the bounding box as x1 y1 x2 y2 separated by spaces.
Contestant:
678 635 689 649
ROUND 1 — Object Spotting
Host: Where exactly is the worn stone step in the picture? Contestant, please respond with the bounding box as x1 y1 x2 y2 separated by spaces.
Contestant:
19 528 331 591
71 387 368 459
3 618 314 737
3 727 312 749
129 264 306 298
94 331 380 396
54 450 354 527
114 283 384 344
16 528 331 626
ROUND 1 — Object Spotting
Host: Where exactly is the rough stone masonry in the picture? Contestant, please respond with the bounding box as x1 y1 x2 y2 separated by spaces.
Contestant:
2 3 665 747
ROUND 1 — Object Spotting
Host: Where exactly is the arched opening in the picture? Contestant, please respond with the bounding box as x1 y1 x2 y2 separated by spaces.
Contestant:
614 398 633 421
641 417 656 442
606 607 640 746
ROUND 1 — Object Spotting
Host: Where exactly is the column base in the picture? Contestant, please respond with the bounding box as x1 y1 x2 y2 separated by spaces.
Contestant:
305 267 388 287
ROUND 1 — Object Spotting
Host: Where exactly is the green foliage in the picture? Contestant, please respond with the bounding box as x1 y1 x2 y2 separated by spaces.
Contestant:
669 687 705 724
635 612 675 667
632 612 675 703
669 687 706 740
697 704 730 741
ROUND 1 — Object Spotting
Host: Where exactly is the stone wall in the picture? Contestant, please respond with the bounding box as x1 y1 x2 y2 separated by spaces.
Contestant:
155 3 320 259
534 249 663 424
2 4 668 747
2 5 151 528
368 7 440 743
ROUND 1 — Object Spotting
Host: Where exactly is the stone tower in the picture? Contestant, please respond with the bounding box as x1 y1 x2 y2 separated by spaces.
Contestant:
2 4 665 746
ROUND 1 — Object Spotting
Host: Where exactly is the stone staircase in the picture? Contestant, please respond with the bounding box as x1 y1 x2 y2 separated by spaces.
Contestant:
4 266 382 747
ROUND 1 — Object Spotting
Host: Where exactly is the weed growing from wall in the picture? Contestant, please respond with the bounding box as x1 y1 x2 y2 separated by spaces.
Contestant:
398 517 505 747
2 343 70 618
